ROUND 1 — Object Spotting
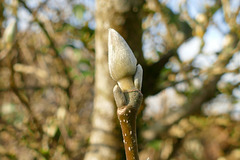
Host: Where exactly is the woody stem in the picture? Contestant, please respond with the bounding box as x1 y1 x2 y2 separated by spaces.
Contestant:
117 91 142 160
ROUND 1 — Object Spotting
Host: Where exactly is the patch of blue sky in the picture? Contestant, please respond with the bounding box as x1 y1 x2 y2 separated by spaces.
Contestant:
232 89 240 120
40 9 60 23
166 1 226 64
144 87 185 118
82 10 95 26
202 25 224 54
178 24 225 67
226 52 240 70
165 0 181 14
144 91 162 117
177 37 201 61
165 0 216 15
76 0 95 12
2 17 13 28
149 13 166 35
237 14 240 24
186 0 205 18
67 14 83 28
72 39 84 49
231 0 240 25
68 0 95 28
17 7 33 31
165 58 180 72
204 94 233 115
193 54 217 69
221 73 240 85
142 13 166 61
187 0 224 19
67 11 94 29
17 0 95 30
2 1 18 27
230 0 240 11
142 35 161 61
48 0 72 20
212 9 230 34
47 0 69 10
17 0 66 31
26 0 45 9
66 1 95 29
233 87 240 99
30 23 42 33
204 0 216 6
231 105 240 121
88 18 95 29
143 0 239 117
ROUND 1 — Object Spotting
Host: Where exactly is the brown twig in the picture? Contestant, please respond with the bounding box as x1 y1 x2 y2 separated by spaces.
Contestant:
18 0 73 101
10 52 43 136
145 41 240 140
17 2 74 157
0 84 66 92
113 86 143 160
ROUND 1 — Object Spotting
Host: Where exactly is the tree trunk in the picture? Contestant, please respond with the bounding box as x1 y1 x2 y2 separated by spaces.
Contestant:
0 1 4 34
84 0 144 160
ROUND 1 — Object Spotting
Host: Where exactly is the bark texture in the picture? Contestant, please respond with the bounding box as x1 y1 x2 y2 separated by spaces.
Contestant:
0 1 4 35
84 0 144 160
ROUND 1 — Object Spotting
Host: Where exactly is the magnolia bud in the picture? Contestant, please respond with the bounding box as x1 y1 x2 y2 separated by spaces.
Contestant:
108 28 141 91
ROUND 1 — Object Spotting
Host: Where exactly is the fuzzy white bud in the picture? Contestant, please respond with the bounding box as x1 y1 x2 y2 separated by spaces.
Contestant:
108 28 137 81
108 28 139 91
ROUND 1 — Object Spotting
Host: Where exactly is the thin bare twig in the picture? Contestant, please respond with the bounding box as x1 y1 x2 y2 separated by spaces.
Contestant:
145 41 240 140
114 87 143 160
18 0 73 101
10 52 43 136
0 84 66 92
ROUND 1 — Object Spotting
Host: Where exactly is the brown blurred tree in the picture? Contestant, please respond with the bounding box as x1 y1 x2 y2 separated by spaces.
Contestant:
84 0 144 160
0 0 240 160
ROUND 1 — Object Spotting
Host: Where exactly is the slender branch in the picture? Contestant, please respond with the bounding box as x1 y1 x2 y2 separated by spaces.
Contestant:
10 55 43 136
0 84 66 92
221 0 240 37
114 87 143 160
0 43 15 60
151 0 175 46
145 41 240 140
167 138 184 160
16 2 74 157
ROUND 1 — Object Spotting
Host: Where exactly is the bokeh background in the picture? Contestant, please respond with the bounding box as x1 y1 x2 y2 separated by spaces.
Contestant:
0 0 240 160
